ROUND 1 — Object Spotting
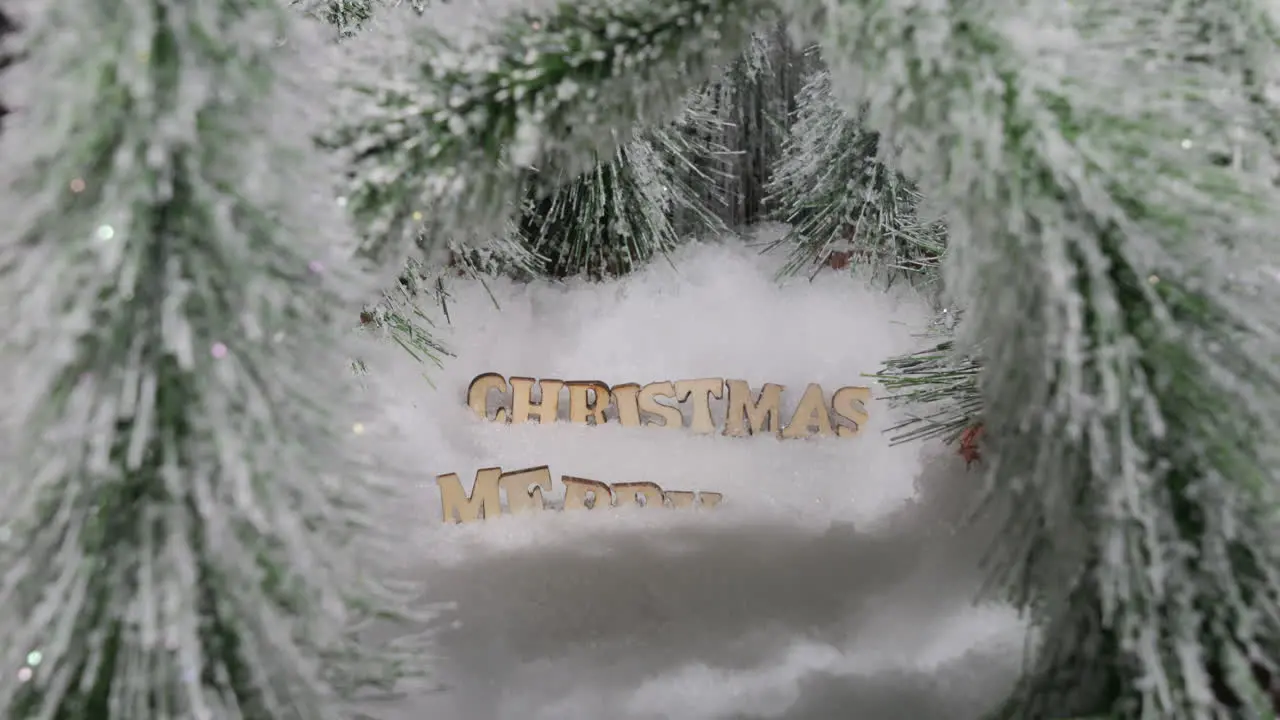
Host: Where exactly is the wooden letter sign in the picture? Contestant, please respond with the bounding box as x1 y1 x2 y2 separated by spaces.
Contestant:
466 374 870 439
437 466 723 524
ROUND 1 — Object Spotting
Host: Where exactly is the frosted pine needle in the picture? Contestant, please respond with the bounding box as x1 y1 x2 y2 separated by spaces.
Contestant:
0 1 434 719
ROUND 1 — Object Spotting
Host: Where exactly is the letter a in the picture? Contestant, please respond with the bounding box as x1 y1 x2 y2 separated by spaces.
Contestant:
782 383 834 439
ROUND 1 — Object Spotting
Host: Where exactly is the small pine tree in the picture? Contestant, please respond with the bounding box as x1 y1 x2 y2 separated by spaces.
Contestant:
326 0 768 270
871 317 984 451
766 67 945 283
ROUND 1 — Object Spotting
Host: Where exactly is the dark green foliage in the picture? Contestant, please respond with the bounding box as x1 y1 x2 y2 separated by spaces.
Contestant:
870 333 982 446
330 0 773 269
514 124 726 280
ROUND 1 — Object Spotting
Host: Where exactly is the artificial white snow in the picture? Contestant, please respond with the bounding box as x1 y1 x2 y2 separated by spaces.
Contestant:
360 237 1027 720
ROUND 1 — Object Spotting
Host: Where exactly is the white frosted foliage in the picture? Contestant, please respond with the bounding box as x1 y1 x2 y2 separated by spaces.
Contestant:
0 1 431 719
780 0 1280 715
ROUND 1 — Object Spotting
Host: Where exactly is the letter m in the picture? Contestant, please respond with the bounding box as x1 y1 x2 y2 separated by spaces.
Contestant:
437 467 503 523
724 380 784 436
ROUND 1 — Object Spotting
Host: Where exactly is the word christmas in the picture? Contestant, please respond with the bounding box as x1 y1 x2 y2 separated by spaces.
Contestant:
437 465 722 524
466 374 870 439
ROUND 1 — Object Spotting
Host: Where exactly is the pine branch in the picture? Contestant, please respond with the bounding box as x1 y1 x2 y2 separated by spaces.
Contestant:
445 229 545 281
326 0 773 270
871 336 982 447
0 2 433 717
786 0 1280 715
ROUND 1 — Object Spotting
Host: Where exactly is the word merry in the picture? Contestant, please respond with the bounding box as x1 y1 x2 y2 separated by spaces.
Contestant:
466 374 870 439
436 465 722 524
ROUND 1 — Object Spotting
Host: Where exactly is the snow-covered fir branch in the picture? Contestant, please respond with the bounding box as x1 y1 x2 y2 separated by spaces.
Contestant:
349 77 734 365
326 0 773 270
0 2 434 718
870 310 982 449
295 0 379 38
788 0 1280 715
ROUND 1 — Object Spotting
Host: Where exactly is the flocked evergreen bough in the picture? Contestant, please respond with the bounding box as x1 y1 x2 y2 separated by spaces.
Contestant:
0 2 432 719
332 2 740 363
329 0 1280 717
346 105 730 368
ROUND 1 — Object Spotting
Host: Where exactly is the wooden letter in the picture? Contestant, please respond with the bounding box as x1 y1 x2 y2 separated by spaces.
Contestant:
723 380 784 437
611 383 642 427
674 378 724 434
664 490 696 509
562 476 613 510
696 492 724 508
831 386 872 438
638 381 683 429
466 373 509 422
612 481 665 508
437 467 502 523
567 381 611 426
510 376 565 424
498 466 552 514
782 383 834 439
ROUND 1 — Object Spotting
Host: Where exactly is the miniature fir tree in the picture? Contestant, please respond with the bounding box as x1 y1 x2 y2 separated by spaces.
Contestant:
328 0 1280 718
766 67 945 283
807 3 1280 716
0 1 430 718
871 320 983 450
